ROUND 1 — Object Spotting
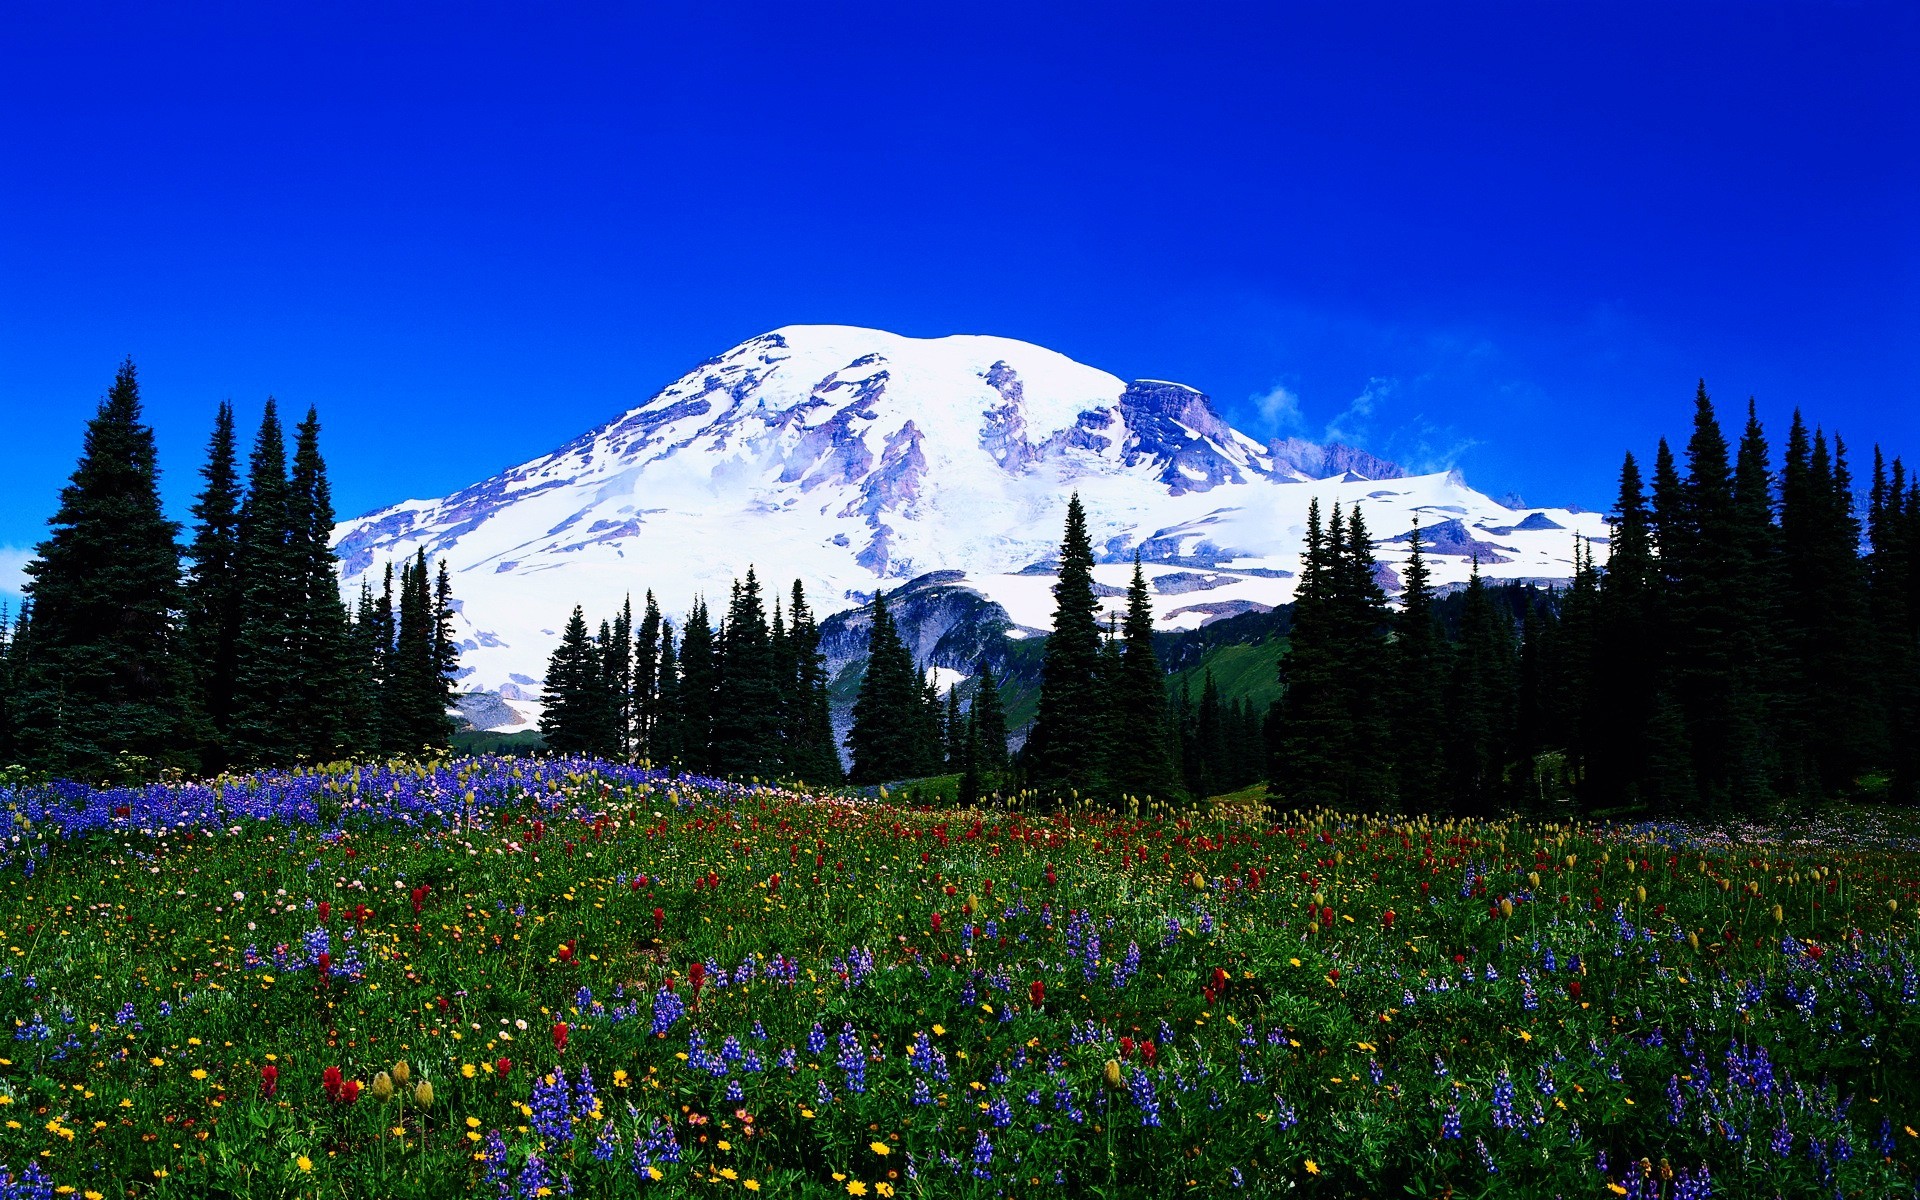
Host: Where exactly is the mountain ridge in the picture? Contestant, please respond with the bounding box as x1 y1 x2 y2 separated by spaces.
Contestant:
333 325 1610 699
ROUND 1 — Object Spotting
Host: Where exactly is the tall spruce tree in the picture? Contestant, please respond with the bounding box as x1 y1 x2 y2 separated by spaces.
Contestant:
782 581 843 783
1109 557 1183 803
847 589 920 784
713 569 780 777
18 360 192 779
1588 453 1662 806
1024 494 1109 799
1442 563 1516 814
651 621 683 766
969 657 1009 777
677 599 716 772
229 400 302 766
632 592 661 759
287 407 358 762
1388 520 1448 812
182 401 244 770
539 607 602 754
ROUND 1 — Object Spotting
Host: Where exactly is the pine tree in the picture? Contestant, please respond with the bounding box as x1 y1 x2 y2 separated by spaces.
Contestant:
229 400 302 766
373 564 400 754
1109 557 1183 803
712 569 779 777
970 658 1009 778
287 407 358 763
1195 669 1226 800
1587 453 1663 807
632 592 662 760
539 607 601 754
19 361 193 779
388 551 449 755
943 687 965 771
782 581 843 784
651 621 683 766
182 401 244 770
1024 495 1110 799
677 599 716 772
847 589 919 784
1388 520 1448 812
1868 453 1920 802
608 597 634 758
0 605 22 767
1442 564 1516 814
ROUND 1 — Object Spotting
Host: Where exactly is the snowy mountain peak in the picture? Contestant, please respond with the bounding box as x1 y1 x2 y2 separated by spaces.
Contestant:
333 326 1608 697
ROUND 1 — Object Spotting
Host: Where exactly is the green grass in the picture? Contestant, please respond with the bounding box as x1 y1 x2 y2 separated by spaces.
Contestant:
1166 637 1288 711
1 758 1915 1197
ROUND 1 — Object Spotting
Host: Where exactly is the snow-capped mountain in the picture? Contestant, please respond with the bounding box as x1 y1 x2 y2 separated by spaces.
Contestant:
333 325 1609 699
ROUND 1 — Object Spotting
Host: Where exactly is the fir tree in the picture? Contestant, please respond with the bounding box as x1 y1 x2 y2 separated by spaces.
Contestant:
847 589 919 784
1024 494 1109 799
651 621 683 766
632 592 661 759
287 407 357 762
712 569 779 777
1442 563 1516 814
539 607 601 754
181 401 244 770
229 400 301 766
1388 520 1448 812
1109 557 1183 803
18 361 191 778
677 599 716 772
1588 453 1662 807
782 581 842 784
969 657 1009 777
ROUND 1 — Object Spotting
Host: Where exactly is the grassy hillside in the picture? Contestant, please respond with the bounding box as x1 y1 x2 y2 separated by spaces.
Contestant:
1165 635 1288 712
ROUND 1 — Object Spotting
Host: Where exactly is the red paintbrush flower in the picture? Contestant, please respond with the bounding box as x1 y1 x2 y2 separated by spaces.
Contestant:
339 1079 360 1104
322 1065 343 1100
317 952 331 984
930 912 943 934
495 1057 511 1078
653 907 665 932
1141 1040 1158 1067
317 900 330 924
1119 1036 1135 1060
552 1022 569 1053
259 1064 278 1097
1028 980 1044 1008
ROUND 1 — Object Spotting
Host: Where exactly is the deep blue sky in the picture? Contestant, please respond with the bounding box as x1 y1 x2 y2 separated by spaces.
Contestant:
4 3 1916 597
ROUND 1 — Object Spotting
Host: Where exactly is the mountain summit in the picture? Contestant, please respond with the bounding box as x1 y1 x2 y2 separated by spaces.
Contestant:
333 326 1607 697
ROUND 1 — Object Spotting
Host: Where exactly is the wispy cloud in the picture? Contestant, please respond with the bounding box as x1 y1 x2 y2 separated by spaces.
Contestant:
1250 382 1306 434
1322 376 1394 445
0 547 33 600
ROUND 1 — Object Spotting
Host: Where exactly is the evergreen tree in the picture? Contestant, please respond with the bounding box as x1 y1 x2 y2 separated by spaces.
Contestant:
287 407 357 762
677 599 716 772
388 551 450 754
1868 454 1920 802
539 607 602 754
182 401 244 770
608 597 634 758
19 361 193 779
1442 564 1516 813
712 569 780 777
651 621 683 766
970 658 1009 777
1194 669 1226 801
372 564 400 754
229 400 301 766
847 589 920 784
0 605 22 767
1271 501 1391 808
782 581 843 784
1024 494 1110 799
1588 453 1663 807
1109 557 1183 803
943 687 965 771
632 592 661 760
1388 520 1448 812
916 671 946 776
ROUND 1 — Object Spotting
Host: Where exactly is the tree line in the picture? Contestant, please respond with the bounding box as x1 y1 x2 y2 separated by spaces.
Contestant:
539 570 844 784
0 361 460 781
1268 384 1919 816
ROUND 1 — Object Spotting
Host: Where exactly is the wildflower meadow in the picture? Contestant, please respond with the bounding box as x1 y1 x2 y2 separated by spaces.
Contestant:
0 757 1915 1198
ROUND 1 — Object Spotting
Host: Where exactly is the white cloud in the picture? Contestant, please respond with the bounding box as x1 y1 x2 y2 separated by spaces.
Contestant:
1322 376 1394 445
1250 382 1306 434
0 547 33 600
